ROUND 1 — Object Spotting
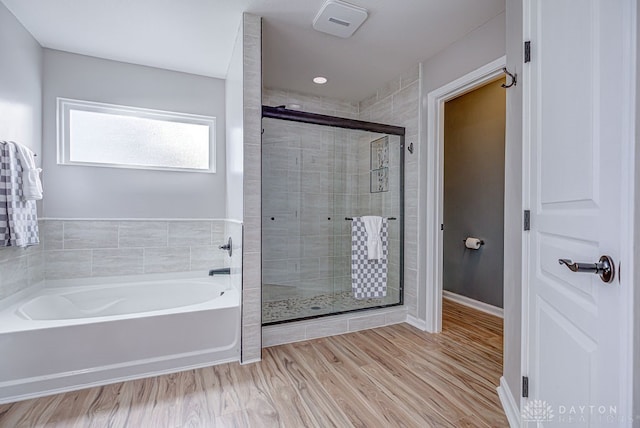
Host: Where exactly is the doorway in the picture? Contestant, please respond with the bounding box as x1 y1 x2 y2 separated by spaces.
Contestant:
442 77 506 317
424 56 507 334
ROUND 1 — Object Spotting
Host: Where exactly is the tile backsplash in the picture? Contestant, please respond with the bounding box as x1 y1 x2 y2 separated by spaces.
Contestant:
0 237 43 300
40 219 231 280
0 219 237 301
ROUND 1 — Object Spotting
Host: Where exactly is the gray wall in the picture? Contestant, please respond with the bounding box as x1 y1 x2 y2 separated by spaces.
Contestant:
0 3 44 300
418 12 506 322
225 23 244 222
443 78 505 308
0 2 42 154
42 49 226 219
504 0 523 408
224 21 244 363
634 0 640 419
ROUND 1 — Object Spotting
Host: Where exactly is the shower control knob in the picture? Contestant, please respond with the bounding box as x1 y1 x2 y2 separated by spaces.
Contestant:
218 237 233 257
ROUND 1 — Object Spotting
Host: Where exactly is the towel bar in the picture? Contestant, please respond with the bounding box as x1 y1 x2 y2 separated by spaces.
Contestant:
345 217 397 220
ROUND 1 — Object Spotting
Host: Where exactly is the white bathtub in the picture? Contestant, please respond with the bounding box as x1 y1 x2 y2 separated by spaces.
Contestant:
0 273 240 404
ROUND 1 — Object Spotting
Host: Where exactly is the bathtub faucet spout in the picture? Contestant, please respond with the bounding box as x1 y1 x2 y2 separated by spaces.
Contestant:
209 268 231 276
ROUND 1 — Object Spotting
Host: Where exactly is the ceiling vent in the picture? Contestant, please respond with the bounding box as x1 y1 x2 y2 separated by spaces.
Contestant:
312 0 368 38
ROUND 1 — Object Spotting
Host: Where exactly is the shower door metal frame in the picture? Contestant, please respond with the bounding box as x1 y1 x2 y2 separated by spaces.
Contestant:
261 105 405 325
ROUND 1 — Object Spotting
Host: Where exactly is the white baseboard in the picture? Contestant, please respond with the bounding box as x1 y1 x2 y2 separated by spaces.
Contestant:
497 376 520 428
442 290 504 318
240 358 261 365
406 315 427 331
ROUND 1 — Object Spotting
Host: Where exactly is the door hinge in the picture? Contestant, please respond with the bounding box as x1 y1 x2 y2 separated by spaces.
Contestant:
524 41 531 63
522 376 529 398
440 223 444 231
524 210 531 231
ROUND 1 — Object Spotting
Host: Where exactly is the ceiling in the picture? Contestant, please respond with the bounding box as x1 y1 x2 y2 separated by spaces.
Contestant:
2 0 505 101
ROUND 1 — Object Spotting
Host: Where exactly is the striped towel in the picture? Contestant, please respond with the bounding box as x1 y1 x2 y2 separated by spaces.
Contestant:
0 141 39 247
351 217 388 299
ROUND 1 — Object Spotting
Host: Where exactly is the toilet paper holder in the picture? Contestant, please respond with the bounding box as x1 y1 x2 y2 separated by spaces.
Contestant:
462 238 484 245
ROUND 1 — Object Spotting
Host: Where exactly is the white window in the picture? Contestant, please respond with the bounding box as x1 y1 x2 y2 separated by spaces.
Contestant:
57 98 215 173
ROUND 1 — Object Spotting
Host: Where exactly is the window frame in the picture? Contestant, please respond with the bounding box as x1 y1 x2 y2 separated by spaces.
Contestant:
56 97 216 173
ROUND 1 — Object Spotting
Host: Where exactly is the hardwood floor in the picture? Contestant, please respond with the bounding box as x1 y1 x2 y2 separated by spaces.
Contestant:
0 300 507 427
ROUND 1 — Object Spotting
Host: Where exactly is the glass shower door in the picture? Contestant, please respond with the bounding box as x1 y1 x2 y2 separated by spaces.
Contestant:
262 119 337 322
332 129 402 313
262 117 403 324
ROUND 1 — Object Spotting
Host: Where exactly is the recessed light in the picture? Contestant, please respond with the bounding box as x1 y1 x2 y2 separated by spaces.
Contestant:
313 76 328 84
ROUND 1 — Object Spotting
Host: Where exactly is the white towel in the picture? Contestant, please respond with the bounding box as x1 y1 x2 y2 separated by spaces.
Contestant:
362 215 383 260
14 143 42 201
351 217 388 299
0 142 40 247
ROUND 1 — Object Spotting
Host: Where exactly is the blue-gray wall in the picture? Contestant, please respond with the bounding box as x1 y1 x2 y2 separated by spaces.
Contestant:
443 78 505 308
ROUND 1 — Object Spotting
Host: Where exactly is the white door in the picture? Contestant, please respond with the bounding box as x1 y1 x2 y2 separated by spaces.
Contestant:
524 0 634 426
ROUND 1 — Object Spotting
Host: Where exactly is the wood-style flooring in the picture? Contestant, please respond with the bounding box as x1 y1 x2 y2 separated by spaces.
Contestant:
0 299 507 427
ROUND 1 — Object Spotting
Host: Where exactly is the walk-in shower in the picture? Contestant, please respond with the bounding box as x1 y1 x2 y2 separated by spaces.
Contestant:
261 106 404 324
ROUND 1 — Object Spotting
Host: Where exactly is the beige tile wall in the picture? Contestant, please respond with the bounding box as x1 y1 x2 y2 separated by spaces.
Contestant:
39 219 229 280
240 13 263 363
359 64 421 318
0 221 44 300
263 88 359 119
